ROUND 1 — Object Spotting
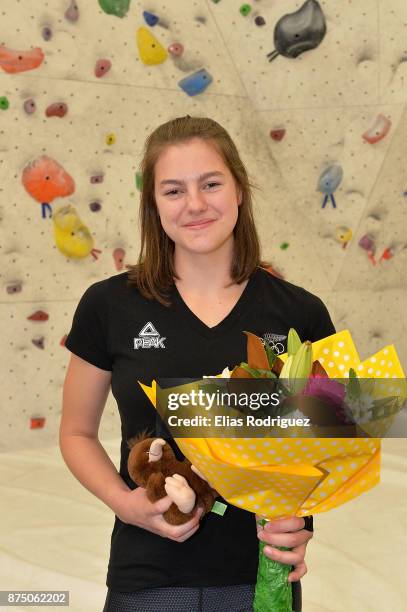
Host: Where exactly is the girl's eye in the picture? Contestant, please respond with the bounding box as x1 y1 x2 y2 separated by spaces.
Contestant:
164 182 220 196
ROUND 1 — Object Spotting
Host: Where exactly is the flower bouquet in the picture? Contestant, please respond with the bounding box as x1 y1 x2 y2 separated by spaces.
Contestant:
138 328 406 612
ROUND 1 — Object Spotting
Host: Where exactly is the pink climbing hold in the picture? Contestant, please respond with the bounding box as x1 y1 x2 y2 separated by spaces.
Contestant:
95 59 112 77
113 248 126 270
6 282 22 294
270 128 286 141
168 42 184 57
358 234 376 265
65 0 80 23
45 103 68 118
362 114 391 144
90 174 104 184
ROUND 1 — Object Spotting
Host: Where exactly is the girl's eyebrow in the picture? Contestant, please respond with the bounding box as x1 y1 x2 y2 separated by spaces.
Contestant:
160 171 225 186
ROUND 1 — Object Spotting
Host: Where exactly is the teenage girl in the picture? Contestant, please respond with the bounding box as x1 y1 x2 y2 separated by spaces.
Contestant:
61 116 335 612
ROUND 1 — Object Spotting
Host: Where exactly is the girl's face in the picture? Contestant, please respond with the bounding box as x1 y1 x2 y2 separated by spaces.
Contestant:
154 137 242 256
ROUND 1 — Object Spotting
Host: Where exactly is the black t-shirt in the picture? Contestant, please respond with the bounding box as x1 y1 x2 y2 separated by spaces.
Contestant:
64 266 336 592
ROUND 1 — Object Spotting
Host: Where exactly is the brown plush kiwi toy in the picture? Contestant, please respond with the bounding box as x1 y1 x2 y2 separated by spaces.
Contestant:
127 431 219 526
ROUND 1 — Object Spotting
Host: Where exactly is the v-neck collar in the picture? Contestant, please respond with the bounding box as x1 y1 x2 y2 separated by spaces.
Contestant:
171 267 259 339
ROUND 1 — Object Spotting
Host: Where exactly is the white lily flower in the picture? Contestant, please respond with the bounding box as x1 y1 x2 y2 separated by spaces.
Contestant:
350 392 375 422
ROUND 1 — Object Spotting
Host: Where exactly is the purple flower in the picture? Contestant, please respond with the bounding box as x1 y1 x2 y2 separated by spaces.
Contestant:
302 375 346 409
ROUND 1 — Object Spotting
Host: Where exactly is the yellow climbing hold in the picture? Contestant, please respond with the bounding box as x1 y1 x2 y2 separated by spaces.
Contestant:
136 26 168 65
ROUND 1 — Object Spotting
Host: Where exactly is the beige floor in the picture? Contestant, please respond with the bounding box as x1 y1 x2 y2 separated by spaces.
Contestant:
0 438 406 612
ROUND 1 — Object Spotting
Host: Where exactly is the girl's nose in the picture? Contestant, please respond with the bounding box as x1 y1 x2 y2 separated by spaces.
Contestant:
186 192 208 211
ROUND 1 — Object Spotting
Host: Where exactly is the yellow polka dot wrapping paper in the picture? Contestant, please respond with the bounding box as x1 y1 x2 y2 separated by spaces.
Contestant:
138 329 405 521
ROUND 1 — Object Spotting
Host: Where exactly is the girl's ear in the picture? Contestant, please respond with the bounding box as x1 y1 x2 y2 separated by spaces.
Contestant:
237 186 243 206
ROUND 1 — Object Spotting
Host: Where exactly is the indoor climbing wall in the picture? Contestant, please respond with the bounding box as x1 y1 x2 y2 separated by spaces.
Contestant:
1 0 406 456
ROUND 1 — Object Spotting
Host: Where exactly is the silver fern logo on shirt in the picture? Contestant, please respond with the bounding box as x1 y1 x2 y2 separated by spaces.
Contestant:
134 322 166 349
260 332 287 355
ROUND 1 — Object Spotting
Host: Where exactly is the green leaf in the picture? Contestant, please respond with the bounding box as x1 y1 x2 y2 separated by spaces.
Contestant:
264 340 277 369
255 368 277 379
240 362 262 377
347 367 361 400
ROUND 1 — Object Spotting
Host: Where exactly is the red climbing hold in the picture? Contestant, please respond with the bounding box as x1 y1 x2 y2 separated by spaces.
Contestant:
45 103 68 118
379 246 394 262
27 310 49 321
30 417 46 429
270 129 286 141
362 114 391 144
95 59 112 77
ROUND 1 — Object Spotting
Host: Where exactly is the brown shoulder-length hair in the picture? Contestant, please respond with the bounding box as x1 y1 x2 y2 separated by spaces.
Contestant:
125 115 273 306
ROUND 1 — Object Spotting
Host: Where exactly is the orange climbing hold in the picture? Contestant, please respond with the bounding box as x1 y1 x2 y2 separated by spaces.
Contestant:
22 155 75 218
0 45 44 73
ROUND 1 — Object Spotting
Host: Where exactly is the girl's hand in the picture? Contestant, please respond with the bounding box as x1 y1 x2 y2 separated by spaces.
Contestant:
117 486 204 542
256 515 313 582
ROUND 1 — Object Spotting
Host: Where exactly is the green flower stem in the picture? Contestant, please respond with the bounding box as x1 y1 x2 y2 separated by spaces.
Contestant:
253 519 294 612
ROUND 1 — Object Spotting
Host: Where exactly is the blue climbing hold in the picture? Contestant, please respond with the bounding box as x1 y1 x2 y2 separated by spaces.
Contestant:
143 11 159 26
317 164 343 209
178 69 213 97
317 165 343 194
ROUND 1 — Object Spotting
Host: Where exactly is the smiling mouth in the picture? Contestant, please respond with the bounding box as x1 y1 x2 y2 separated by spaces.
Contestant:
184 219 215 229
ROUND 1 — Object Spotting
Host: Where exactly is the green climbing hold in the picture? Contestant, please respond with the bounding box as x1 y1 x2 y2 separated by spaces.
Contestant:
0 96 9 110
98 0 131 18
240 4 252 16
135 172 143 190
280 242 289 250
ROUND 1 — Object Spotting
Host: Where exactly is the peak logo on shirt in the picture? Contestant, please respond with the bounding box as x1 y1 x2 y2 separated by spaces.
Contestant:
133 321 166 349
260 332 287 355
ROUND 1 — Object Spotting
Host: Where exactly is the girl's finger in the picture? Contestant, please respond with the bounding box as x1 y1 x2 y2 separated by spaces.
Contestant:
152 494 174 514
259 529 309 549
263 543 306 566
173 523 201 542
158 506 204 539
288 561 308 583
264 516 304 533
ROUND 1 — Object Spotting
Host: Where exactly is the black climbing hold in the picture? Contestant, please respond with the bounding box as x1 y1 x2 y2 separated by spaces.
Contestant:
268 0 326 63
255 16 266 27
32 336 45 349
89 201 102 212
